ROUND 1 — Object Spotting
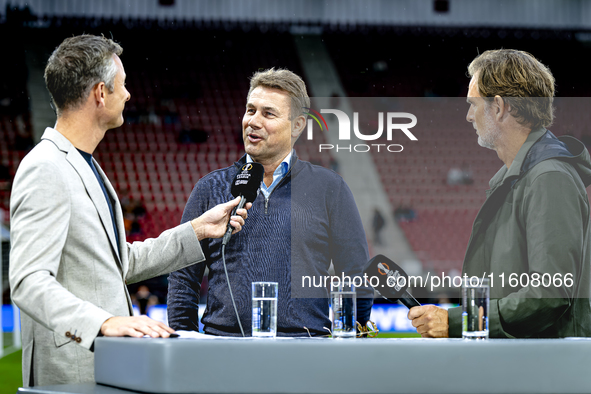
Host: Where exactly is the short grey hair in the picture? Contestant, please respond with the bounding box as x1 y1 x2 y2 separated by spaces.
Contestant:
44 34 123 115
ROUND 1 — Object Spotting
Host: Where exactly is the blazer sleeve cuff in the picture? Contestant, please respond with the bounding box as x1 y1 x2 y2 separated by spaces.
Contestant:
176 221 205 266
57 308 113 351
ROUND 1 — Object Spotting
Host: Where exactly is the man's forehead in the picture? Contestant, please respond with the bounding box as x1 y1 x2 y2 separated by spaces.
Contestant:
247 86 290 108
112 54 123 67
467 75 480 98
113 54 126 79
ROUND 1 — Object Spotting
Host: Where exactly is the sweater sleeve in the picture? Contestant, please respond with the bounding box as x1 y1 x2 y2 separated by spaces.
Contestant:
328 176 374 324
167 180 210 331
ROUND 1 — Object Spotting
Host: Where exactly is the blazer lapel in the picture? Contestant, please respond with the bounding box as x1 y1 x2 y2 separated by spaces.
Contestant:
94 162 134 313
93 160 126 266
66 149 122 264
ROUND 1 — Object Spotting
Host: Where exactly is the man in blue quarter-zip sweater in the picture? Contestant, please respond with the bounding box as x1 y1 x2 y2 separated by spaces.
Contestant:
168 68 373 336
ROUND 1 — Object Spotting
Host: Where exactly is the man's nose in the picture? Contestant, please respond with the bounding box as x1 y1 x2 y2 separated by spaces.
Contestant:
248 111 262 128
466 107 474 123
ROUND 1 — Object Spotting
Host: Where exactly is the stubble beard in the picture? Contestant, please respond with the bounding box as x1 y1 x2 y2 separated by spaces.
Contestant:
477 107 500 151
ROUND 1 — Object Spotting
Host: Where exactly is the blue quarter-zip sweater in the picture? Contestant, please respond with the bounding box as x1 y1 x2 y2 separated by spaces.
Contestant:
167 152 373 336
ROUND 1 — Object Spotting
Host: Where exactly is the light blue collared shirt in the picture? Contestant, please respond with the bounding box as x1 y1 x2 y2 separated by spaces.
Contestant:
247 151 292 199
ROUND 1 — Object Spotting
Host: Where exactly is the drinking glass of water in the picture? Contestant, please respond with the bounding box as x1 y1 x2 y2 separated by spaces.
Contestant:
331 283 357 339
462 277 489 340
252 282 278 337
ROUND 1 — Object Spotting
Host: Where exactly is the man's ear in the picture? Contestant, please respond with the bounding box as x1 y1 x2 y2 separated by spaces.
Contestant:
493 95 509 121
291 115 306 140
93 82 107 108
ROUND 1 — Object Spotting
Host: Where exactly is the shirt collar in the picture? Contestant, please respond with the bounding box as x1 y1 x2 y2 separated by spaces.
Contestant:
246 151 293 175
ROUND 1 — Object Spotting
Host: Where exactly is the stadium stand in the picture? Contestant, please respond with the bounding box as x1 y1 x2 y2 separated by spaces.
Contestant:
91 27 327 240
325 29 591 273
0 36 31 221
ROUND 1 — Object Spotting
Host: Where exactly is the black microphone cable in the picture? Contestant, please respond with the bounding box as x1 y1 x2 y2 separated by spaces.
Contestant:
219 162 263 338
222 244 245 337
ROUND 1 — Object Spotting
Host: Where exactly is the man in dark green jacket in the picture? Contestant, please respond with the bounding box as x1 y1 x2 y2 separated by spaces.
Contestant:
408 49 591 338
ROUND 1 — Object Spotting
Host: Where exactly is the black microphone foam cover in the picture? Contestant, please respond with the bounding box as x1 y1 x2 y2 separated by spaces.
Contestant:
231 163 264 202
365 254 410 301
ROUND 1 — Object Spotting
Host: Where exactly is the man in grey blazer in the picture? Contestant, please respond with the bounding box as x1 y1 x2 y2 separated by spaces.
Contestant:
9 34 249 387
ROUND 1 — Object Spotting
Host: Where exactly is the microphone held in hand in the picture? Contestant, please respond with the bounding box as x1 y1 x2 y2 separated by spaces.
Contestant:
365 254 421 309
222 163 264 246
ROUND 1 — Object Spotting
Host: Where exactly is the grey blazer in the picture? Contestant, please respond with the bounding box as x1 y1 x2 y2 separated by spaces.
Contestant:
9 128 205 386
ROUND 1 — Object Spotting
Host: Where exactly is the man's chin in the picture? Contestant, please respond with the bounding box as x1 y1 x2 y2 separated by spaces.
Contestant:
105 116 125 131
244 144 259 157
477 137 496 150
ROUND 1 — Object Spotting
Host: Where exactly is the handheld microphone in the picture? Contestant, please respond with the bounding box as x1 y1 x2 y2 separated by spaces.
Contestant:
365 254 421 309
222 162 264 246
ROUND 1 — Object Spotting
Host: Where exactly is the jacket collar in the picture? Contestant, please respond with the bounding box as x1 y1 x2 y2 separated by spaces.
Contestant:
40 127 74 153
489 127 547 189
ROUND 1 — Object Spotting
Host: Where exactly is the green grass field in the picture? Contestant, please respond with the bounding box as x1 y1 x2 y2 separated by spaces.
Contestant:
378 332 421 338
0 349 22 394
1 332 22 394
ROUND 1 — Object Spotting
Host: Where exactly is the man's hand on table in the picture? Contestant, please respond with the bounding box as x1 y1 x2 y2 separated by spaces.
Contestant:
407 305 449 338
100 316 176 338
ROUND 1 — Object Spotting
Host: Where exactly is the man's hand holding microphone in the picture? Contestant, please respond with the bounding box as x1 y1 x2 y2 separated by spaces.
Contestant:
101 197 252 338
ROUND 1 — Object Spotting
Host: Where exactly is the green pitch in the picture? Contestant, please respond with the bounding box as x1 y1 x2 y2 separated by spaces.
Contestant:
377 332 421 338
0 349 22 394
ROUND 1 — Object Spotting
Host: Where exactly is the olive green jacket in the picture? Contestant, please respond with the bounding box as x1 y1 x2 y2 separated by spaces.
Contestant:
448 128 591 338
